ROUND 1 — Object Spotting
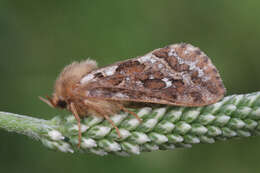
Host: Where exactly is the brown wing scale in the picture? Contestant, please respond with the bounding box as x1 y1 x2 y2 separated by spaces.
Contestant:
79 43 226 106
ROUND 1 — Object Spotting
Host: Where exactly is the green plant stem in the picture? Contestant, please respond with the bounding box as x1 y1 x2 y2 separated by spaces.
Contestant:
0 112 56 138
1 92 260 156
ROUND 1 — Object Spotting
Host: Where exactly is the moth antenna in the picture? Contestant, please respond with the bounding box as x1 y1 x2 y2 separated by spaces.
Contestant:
70 102 82 148
39 96 55 108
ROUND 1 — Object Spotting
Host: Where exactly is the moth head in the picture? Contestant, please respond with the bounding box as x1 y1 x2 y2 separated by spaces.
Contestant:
54 59 97 97
40 59 98 110
39 95 68 109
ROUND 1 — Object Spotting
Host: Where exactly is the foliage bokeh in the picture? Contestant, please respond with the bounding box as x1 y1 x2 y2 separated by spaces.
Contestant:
1 1 260 173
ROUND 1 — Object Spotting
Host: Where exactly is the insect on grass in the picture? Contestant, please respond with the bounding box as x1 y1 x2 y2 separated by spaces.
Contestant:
40 43 226 147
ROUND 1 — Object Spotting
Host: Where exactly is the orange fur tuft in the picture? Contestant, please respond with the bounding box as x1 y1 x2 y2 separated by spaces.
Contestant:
53 59 97 105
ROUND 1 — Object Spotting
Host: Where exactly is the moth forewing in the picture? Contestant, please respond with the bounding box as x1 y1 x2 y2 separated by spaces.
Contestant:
42 43 225 148
80 43 225 107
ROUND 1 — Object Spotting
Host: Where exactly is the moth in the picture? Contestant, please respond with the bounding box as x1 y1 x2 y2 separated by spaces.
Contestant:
40 43 226 147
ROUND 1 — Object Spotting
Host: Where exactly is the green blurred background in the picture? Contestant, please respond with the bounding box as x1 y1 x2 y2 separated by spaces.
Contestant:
1 0 260 173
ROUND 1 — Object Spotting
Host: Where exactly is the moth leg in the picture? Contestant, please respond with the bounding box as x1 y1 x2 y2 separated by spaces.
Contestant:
103 114 121 138
116 104 142 123
83 100 121 138
70 102 82 148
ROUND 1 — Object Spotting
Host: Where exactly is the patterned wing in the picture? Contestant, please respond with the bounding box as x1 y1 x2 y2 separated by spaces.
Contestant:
79 43 226 106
